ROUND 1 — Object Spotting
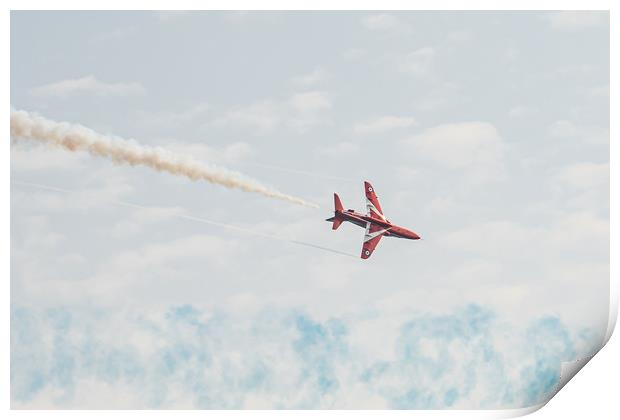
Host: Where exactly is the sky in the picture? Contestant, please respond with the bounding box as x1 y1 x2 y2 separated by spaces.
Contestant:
10 11 610 409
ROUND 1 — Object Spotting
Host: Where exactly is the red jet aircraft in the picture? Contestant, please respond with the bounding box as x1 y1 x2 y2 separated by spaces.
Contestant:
326 181 421 259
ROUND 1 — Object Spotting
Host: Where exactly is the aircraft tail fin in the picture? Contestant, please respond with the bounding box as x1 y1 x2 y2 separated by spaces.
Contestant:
326 193 344 230
334 193 344 212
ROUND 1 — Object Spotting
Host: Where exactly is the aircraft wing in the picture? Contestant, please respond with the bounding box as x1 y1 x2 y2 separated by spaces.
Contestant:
361 222 390 259
364 181 386 221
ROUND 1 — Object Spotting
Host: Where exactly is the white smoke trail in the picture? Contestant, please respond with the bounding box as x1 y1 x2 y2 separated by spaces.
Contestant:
13 180 357 259
10 109 318 208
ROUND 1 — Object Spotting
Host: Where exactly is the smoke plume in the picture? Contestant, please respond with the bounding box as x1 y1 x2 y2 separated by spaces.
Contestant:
10 109 318 208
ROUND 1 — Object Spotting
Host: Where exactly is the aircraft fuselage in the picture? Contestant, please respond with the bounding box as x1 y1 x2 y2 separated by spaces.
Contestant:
335 209 420 240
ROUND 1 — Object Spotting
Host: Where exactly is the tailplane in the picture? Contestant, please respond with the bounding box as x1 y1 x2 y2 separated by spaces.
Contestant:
331 218 344 230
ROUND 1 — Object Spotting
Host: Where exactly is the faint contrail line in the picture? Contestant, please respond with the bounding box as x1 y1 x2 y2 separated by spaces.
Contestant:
13 181 357 259
10 109 318 208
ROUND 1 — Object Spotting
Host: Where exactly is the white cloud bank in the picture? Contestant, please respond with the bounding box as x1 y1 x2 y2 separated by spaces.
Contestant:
10 303 601 409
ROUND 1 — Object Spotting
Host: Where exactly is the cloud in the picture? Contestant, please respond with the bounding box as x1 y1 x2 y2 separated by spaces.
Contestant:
12 172 135 215
54 234 248 307
10 303 598 409
211 100 281 131
289 91 332 114
107 205 187 238
548 120 578 138
354 116 418 135
439 220 534 257
138 102 211 128
413 82 467 112
402 122 503 170
544 11 607 30
549 163 609 212
508 105 536 119
554 162 609 190
164 141 253 165
363 307 579 409
290 68 329 87
99 234 238 276
11 142 87 172
395 47 436 76
432 211 609 330
210 92 332 132
438 209 608 265
547 120 609 144
30 75 145 97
